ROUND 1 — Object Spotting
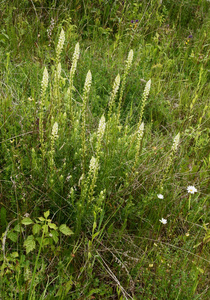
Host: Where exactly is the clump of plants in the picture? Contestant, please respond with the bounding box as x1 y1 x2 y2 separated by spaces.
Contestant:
0 8 209 297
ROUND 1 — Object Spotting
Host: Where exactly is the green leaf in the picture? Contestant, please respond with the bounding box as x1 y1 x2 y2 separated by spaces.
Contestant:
32 223 42 235
11 252 19 258
59 224 73 236
21 217 34 225
42 224 48 234
44 210 50 219
7 231 18 242
23 235 36 254
48 223 58 230
50 230 59 243
92 231 100 240
38 217 45 222
14 224 21 232
43 238 50 246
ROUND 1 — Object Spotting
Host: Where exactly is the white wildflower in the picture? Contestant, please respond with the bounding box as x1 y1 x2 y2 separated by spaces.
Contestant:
159 218 167 224
187 185 197 194
172 133 180 152
41 67 49 93
89 156 98 174
126 49 134 68
157 194 164 199
52 122 58 138
70 42 80 77
84 70 92 94
98 115 106 139
137 122 144 140
143 79 151 100
56 28 65 59
57 62 61 80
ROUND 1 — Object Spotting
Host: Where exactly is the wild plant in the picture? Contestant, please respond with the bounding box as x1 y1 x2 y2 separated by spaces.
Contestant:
68 42 80 122
48 121 59 186
138 79 151 126
159 133 180 192
39 67 49 160
108 73 121 120
116 49 133 125
81 70 92 175
53 28 65 113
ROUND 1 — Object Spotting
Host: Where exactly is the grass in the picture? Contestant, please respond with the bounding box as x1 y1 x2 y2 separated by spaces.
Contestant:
0 0 209 299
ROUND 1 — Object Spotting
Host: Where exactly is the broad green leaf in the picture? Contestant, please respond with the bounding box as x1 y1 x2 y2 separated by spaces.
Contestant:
32 223 41 235
21 217 34 225
23 235 36 254
38 217 45 222
11 252 19 258
7 231 18 242
42 224 48 234
48 223 58 230
44 210 50 219
14 224 21 232
43 237 50 246
50 230 59 243
59 224 73 236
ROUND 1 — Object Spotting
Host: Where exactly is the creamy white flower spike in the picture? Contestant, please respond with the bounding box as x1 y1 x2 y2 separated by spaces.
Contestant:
84 70 92 94
89 156 98 174
127 49 134 68
56 28 65 58
57 62 61 80
143 79 151 100
187 185 198 194
137 122 144 139
70 42 80 77
159 218 167 224
172 133 180 152
98 115 106 139
41 67 49 93
52 122 58 138
112 74 120 96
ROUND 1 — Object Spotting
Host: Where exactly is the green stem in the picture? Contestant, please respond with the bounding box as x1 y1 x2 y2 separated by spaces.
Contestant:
28 226 45 299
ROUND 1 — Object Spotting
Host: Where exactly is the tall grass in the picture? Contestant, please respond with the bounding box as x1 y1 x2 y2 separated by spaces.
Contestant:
0 1 209 299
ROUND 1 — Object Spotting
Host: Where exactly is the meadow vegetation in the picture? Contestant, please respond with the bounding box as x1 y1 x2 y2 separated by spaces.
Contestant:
0 0 209 299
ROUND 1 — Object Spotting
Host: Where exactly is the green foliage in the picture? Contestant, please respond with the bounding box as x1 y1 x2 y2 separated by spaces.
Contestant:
0 1 209 298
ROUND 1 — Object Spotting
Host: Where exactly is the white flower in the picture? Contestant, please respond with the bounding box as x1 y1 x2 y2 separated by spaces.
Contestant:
143 79 151 99
56 28 65 58
157 194 164 199
171 133 180 152
84 70 92 92
98 115 106 139
159 218 167 224
137 122 144 140
41 67 49 93
187 186 197 194
89 156 98 174
52 122 58 138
